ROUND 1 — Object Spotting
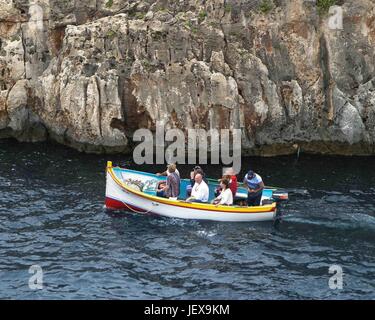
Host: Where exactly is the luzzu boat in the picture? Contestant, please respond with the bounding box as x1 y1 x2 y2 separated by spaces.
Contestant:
105 162 288 222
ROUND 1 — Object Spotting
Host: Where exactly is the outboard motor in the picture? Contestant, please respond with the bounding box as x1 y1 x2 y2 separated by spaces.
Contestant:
272 190 289 203
271 190 289 228
261 190 289 206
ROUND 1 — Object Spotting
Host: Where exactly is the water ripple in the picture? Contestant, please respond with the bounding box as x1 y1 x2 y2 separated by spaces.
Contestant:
0 142 374 299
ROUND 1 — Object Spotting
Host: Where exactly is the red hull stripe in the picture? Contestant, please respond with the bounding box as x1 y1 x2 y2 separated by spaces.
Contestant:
105 197 152 213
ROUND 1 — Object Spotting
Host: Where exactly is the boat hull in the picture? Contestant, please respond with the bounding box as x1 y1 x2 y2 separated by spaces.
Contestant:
105 165 278 222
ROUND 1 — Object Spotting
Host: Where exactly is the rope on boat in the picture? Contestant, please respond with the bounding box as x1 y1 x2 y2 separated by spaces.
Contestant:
121 200 155 215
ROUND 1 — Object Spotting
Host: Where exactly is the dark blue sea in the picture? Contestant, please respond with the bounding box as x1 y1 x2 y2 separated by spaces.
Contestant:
0 140 374 299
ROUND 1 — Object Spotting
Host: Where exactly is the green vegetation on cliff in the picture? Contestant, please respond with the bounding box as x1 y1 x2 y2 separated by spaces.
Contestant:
317 0 337 14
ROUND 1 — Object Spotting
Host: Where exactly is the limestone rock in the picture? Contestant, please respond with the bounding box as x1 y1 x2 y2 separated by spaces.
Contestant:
0 0 374 155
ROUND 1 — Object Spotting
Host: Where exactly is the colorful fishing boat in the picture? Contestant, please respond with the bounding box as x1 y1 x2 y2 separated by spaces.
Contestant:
105 162 288 222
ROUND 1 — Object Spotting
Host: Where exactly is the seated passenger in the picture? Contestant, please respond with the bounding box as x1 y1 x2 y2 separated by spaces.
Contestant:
186 166 207 197
225 168 238 198
212 179 233 206
156 182 167 197
157 164 180 199
186 173 209 203
214 168 238 198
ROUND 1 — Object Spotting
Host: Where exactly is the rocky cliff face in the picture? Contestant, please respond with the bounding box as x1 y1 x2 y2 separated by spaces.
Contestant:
0 0 374 155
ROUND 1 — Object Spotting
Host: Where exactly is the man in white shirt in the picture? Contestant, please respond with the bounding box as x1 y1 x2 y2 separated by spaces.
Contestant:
244 170 265 206
187 173 209 203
